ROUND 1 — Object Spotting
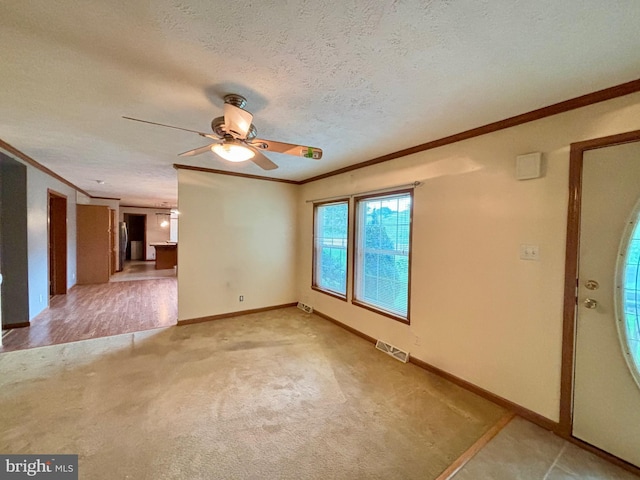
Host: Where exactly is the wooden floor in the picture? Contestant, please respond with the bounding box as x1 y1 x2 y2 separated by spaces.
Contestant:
1 262 177 353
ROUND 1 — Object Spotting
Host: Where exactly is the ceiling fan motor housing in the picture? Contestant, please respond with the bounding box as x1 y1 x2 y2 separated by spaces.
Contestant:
211 116 257 140
223 94 247 109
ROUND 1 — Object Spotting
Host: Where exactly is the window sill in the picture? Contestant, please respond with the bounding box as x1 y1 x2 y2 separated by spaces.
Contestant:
311 285 348 302
352 300 410 325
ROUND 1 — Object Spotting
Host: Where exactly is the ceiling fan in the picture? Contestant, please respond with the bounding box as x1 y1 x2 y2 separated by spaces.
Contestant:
123 94 322 171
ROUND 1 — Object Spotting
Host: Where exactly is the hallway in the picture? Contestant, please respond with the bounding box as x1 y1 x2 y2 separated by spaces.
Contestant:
0 262 176 352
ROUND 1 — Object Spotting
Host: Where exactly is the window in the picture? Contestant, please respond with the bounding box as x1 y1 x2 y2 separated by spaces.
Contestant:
313 200 349 298
354 191 412 322
620 210 640 388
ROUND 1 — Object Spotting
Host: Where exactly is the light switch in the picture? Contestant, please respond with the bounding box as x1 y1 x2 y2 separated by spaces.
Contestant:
520 244 540 261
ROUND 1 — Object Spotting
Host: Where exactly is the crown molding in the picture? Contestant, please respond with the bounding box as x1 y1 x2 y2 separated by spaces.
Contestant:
173 163 301 185
0 139 92 197
301 78 640 184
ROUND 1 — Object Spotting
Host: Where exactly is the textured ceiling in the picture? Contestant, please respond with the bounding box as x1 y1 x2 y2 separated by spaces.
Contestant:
1 1 639 206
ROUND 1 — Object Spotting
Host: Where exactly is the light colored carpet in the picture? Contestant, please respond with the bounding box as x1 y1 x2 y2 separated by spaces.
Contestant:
0 307 505 479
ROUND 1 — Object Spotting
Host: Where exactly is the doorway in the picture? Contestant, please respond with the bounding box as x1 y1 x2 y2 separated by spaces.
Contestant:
562 130 640 469
123 213 146 261
48 190 67 296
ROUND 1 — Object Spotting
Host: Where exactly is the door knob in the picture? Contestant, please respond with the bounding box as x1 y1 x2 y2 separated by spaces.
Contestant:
584 298 598 309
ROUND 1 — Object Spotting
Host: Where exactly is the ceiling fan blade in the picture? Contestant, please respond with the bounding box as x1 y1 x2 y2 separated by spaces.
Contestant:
122 116 217 139
223 104 253 139
251 138 322 159
178 144 218 157
248 148 278 170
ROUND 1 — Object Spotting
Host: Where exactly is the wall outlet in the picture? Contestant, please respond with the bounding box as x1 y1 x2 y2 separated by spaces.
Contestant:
239 295 244 302
520 244 540 261
39 294 43 303
72 273 76 280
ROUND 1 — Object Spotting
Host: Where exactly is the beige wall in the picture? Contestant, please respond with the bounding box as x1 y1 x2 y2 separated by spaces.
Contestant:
175 92 640 422
177 170 298 321
297 92 640 422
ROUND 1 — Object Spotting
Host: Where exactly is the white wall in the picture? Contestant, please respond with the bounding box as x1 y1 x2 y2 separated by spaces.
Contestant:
119 207 170 260
297 92 640 422
76 191 90 205
25 166 78 320
177 170 298 321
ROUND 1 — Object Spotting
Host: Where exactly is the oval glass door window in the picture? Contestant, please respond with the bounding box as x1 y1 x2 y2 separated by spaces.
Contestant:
619 210 640 389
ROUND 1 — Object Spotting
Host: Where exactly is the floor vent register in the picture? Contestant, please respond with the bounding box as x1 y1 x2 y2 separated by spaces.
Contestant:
375 340 410 363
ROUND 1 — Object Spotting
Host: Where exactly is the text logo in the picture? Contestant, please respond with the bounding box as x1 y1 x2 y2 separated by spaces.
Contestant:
0 455 77 479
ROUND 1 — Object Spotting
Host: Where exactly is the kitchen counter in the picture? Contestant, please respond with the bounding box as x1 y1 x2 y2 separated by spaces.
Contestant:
150 243 177 270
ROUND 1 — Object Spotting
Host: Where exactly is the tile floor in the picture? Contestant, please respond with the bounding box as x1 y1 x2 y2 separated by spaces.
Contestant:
453 416 639 479
109 260 176 282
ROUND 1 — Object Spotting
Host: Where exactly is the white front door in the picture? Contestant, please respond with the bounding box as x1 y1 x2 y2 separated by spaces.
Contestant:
573 140 640 467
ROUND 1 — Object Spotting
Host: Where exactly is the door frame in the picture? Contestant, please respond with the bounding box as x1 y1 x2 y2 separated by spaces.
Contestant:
48 189 67 296
123 213 147 261
110 209 116 274
559 129 640 471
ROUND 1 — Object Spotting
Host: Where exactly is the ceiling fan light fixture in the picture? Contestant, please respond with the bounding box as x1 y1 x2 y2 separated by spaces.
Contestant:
212 142 255 162
123 93 321 171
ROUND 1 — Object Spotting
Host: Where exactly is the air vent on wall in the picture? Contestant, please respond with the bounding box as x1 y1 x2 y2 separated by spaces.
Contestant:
297 302 313 314
375 340 410 363
515 152 543 180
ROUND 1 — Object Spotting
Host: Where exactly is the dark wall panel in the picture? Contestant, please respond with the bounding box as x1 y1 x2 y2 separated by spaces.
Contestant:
0 152 30 326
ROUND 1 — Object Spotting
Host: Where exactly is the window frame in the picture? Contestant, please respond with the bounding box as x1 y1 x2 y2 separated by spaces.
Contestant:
312 198 350 301
616 200 640 392
351 189 413 324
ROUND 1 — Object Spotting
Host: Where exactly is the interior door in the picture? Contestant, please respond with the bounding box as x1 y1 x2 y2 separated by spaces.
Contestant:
573 140 640 467
77 205 110 284
48 192 67 295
